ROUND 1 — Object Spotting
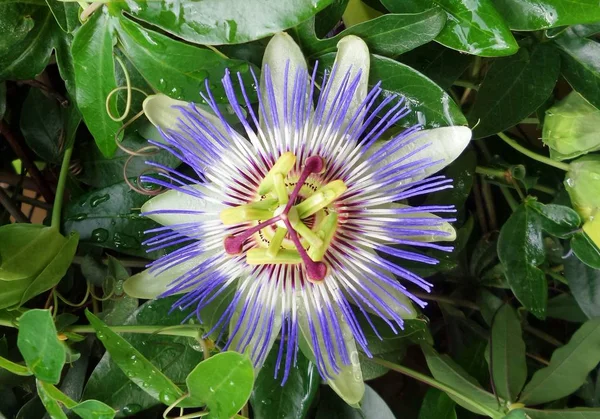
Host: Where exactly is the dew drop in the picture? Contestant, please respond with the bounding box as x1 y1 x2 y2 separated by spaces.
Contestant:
91 228 109 243
90 194 110 207
350 351 360 365
122 403 142 415
159 390 176 405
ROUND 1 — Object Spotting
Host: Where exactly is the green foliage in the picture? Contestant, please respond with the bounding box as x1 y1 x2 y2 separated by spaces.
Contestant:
2 0 600 418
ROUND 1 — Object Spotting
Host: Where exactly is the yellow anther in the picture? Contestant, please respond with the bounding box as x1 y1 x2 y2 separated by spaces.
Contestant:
273 173 288 204
266 227 287 258
295 180 347 219
247 248 301 265
257 152 296 195
308 213 338 261
219 199 277 225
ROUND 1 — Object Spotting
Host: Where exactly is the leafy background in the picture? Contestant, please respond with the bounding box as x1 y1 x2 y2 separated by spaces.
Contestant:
1 0 600 418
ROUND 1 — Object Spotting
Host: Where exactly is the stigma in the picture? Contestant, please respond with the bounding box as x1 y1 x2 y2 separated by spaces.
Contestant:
220 153 347 282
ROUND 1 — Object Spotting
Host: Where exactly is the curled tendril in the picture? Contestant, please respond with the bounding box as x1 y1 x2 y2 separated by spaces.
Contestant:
105 55 172 196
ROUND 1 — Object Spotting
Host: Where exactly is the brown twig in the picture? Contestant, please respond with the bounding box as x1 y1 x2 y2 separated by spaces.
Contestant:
0 120 55 203
17 80 69 107
0 187 29 222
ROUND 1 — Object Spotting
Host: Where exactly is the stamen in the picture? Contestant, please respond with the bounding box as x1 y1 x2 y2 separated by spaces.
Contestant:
266 227 287 258
295 180 347 218
258 151 296 195
308 213 338 262
283 218 327 282
220 198 278 225
284 155 325 213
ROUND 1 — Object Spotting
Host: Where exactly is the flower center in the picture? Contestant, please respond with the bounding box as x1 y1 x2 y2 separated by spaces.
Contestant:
219 153 347 282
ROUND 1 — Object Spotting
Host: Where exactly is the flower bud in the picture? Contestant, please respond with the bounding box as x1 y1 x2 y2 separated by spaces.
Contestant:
543 92 600 161
565 156 600 221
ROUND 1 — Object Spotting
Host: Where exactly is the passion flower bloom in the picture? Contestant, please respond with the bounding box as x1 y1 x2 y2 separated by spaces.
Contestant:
124 33 470 403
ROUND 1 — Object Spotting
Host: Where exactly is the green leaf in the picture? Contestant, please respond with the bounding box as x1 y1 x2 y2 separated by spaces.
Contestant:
316 384 395 419
520 318 600 405
71 400 116 419
36 380 68 419
0 82 6 120
565 254 600 319
114 16 257 103
555 33 600 110
546 293 588 323
315 0 349 37
19 232 79 306
524 408 600 418
82 297 206 413
250 342 319 419
432 0 518 57
110 0 333 45
78 131 180 189
421 344 501 416
186 351 254 419
425 148 476 209
492 0 600 31
419 388 457 419
470 44 560 139
72 10 121 157
84 310 192 407
381 0 434 13
54 30 77 99
17 309 66 384
398 42 472 90
45 0 79 33
0 278 33 311
298 8 446 57
0 355 32 377
526 200 581 238
63 181 160 259
490 304 527 402
572 231 600 270
0 224 65 281
497 204 547 319
0 4 55 81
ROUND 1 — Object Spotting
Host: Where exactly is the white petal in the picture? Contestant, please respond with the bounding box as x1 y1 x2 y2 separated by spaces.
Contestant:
324 35 370 130
297 289 364 405
381 203 456 243
143 94 231 139
123 253 210 299
141 184 225 228
260 32 308 128
373 126 472 184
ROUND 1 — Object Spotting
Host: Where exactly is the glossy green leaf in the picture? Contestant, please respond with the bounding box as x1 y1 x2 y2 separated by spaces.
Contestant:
0 278 33 310
54 30 77 99
433 0 518 57
492 0 600 31
84 310 190 407
0 355 32 377
0 4 55 81
115 16 257 103
251 342 319 419
318 53 467 128
419 388 457 419
490 304 527 402
110 0 333 45
565 254 600 319
36 380 68 419
520 318 600 405
572 231 600 270
78 132 180 189
398 42 472 90
72 10 121 157
298 8 446 57
82 297 206 413
421 344 501 415
316 384 395 419
381 0 433 13
45 0 79 33
497 204 547 319
186 351 254 419
63 181 161 259
526 200 581 238
524 408 600 418
17 309 66 384
425 148 476 209
315 0 349 37
360 314 432 355
72 400 116 419
0 224 65 281
470 44 560 138
19 232 79 306
555 34 600 111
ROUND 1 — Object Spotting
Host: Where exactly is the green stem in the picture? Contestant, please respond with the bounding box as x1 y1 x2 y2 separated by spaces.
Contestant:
453 80 479 90
51 146 73 230
498 132 570 171
476 166 507 178
499 186 519 212
545 270 568 285
520 117 539 124
371 358 501 418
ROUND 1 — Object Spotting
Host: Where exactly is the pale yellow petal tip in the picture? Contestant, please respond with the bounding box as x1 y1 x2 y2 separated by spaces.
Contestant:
143 94 189 131
123 271 165 300
328 376 365 405
337 35 369 53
